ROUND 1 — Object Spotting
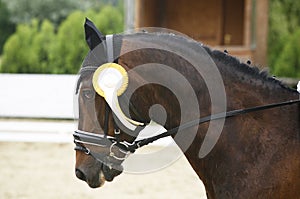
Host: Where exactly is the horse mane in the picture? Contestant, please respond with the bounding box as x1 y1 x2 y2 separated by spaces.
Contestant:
200 43 297 93
144 31 296 92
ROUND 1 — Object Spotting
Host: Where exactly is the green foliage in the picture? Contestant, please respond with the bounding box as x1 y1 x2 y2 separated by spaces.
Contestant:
93 5 124 35
2 20 40 73
2 0 81 27
272 28 300 77
0 0 15 54
49 5 124 74
1 5 124 74
276 0 300 33
268 0 289 68
49 11 87 74
268 0 300 78
2 0 123 28
33 20 56 73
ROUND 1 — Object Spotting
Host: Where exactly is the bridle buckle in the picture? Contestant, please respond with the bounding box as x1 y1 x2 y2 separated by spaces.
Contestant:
114 129 120 135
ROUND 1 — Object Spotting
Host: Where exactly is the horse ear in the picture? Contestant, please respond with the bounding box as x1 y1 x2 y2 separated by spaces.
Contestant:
84 18 104 50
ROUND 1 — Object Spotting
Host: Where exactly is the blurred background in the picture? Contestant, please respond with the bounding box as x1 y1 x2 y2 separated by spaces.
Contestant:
0 0 299 198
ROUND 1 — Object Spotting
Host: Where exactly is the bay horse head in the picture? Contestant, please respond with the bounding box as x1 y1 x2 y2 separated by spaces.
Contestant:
73 18 210 188
74 19 177 187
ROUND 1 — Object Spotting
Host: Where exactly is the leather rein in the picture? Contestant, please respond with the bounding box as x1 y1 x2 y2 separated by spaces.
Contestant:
74 98 300 155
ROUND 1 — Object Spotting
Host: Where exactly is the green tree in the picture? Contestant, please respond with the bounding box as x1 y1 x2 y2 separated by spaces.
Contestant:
268 0 300 77
268 0 289 68
49 11 87 74
2 0 123 28
273 28 300 77
32 20 56 73
3 0 81 27
93 5 124 34
1 20 39 73
0 0 15 53
49 5 124 74
1 19 56 73
1 4 124 74
277 0 300 33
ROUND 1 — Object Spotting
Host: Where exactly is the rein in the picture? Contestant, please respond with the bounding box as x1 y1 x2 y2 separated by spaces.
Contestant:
74 99 300 155
126 98 300 151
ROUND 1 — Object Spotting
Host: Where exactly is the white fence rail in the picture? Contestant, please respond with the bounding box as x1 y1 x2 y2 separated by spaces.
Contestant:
0 74 78 119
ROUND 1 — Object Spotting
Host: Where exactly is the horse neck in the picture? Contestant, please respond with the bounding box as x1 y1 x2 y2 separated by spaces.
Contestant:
214 53 300 133
186 54 300 198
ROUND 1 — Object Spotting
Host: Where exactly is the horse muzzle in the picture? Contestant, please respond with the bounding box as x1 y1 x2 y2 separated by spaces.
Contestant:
102 163 123 182
75 160 123 188
75 168 105 188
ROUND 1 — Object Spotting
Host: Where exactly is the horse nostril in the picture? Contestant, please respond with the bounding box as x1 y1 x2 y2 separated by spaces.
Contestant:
75 169 86 181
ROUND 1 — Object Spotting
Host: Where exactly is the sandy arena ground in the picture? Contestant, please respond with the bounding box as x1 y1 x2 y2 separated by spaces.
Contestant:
0 142 207 199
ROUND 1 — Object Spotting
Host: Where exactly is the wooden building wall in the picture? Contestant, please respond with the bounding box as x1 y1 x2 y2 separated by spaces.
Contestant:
130 0 269 66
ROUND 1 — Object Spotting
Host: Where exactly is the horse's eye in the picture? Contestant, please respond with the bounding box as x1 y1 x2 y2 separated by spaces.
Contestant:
82 90 95 100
